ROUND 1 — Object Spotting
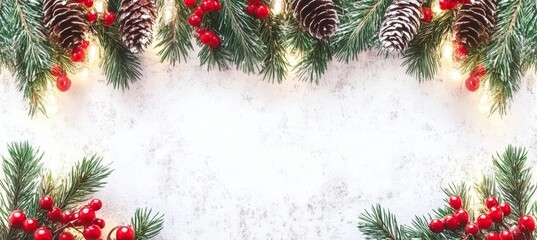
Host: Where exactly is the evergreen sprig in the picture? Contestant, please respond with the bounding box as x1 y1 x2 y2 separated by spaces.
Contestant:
131 208 165 240
259 15 289 83
358 204 408 240
155 0 194 66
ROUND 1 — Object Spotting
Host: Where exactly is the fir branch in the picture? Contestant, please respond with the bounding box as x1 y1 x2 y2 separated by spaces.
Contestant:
403 11 455 82
54 155 112 209
93 23 143 90
0 142 43 239
285 13 313 54
155 0 194 66
131 208 164 240
358 205 409 240
334 0 391 62
259 15 289 83
475 176 497 203
295 39 333 83
442 182 471 210
493 145 536 218
407 216 446 240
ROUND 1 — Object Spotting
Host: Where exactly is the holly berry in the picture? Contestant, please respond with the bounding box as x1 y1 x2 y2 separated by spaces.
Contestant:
84 0 94 7
9 210 26 228
439 0 457 10
429 219 444 233
487 232 501 240
94 218 106 228
194 7 205 16
70 48 85 62
116 226 136 240
48 207 62 222
188 14 202 26
103 11 116 26
489 206 504 223
458 0 472 3
78 206 96 224
50 65 63 77
33 227 53 240
201 0 216 11
465 223 479 236
195 27 207 37
449 195 462 210
184 0 196 7
56 75 72 92
443 214 460 231
22 218 39 233
61 210 75 224
499 203 511 217
510 225 523 240
83 224 102 240
518 215 536 232
80 40 90 49
89 198 103 211
499 230 513 240
465 75 480 92
200 31 214 45
214 1 221 11
208 35 221 48
256 4 270 19
454 45 468 61
455 209 469 225
473 64 487 78
422 7 433 22
477 214 493 229
486 196 499 209
86 11 98 23
245 3 257 15
58 232 75 240
39 195 54 210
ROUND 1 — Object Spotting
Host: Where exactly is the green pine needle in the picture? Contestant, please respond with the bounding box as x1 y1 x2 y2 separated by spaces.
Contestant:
131 208 165 240
358 205 408 240
155 0 194 66
259 15 289 83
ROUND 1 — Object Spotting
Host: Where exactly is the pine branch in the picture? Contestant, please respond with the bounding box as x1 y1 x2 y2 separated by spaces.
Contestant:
358 205 409 240
259 15 289 83
493 145 536 218
334 0 391 62
155 0 194 66
197 7 232 71
0 142 44 239
475 176 497 203
54 155 112 209
519 0 536 71
294 39 332 83
403 10 455 82
92 22 143 90
407 216 447 240
131 208 164 240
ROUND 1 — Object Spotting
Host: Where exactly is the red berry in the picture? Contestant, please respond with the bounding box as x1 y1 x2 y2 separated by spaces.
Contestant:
499 230 513 240
76 0 84 3
77 206 96 224
489 206 504 223
86 11 98 23
22 218 38 233
510 225 523 240
465 223 479 236
465 75 480 92
201 0 216 11
486 196 499 209
473 64 487 78
439 0 451 10
33 227 52 240
80 40 90 49
455 209 469 225
256 4 269 19
61 210 75 224
429 219 444 233
48 207 62 222
9 210 26 228
188 14 202 26
116 226 136 240
50 65 63 77
195 27 207 37
200 32 214 45
70 49 85 62
449 195 463 210
443 214 460 231
214 1 221 11
39 195 54 210
103 11 116 26
422 7 433 22
56 75 72 92
487 232 501 240
58 232 75 240
89 199 103 211
458 0 472 3
84 0 93 7
208 35 221 48
477 214 493 229
184 0 196 7
194 7 205 16
94 218 106 228
454 45 468 61
245 3 257 15
83 224 102 240
518 215 536 232
447 0 458 9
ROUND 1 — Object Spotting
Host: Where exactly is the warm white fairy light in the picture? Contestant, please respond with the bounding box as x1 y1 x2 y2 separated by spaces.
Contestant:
88 44 99 63
449 69 463 81
442 42 454 62
272 0 284 15
286 50 301 67
478 82 492 113
431 1 442 14
163 6 176 24
95 0 104 13
77 66 90 81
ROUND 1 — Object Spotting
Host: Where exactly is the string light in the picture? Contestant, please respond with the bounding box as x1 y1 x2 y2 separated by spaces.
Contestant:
77 66 90 82
478 82 492 113
442 41 454 62
286 50 301 67
449 69 463 82
271 0 284 15
88 44 99 63
163 6 175 24
94 0 104 13
431 1 442 14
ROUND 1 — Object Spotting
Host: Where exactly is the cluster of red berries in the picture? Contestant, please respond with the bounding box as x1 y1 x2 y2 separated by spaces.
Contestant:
84 2 116 27
71 39 91 63
421 7 433 22
8 195 136 240
439 0 472 10
429 195 536 240
185 0 222 48
245 0 270 19
452 39 468 62
50 65 72 92
465 64 486 92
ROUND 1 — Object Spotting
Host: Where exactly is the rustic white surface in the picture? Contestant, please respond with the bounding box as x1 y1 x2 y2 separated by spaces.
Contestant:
1 49 537 240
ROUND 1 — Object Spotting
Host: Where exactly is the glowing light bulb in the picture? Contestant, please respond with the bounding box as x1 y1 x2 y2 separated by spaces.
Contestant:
78 66 90 81
449 69 463 81
272 0 284 15
442 42 454 62
95 0 104 13
163 6 175 24
287 51 300 67
88 45 99 63
431 2 442 14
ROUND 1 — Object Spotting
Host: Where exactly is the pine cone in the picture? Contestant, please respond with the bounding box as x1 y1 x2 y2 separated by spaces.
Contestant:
291 0 338 40
119 0 157 53
379 0 422 52
42 0 88 49
454 0 496 49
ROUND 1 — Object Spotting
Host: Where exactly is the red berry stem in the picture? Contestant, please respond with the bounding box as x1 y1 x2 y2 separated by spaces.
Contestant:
52 222 79 235
106 226 121 240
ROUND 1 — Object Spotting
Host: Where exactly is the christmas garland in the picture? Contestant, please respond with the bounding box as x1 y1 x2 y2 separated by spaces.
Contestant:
0 0 535 116
358 145 537 240
0 142 164 240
